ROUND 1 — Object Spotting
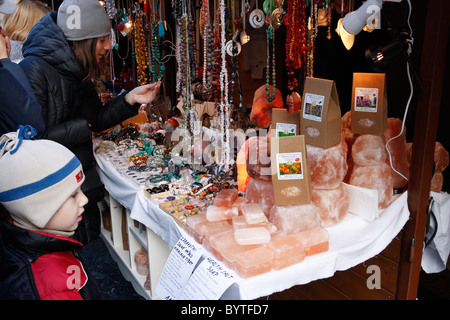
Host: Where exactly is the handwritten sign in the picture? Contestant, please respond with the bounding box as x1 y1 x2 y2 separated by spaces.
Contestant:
178 257 236 300
156 236 204 300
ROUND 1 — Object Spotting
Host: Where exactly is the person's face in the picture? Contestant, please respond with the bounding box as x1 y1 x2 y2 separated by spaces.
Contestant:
95 35 112 63
45 187 88 232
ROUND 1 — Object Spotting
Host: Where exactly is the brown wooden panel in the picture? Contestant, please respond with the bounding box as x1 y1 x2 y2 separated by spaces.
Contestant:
352 255 398 294
324 269 395 300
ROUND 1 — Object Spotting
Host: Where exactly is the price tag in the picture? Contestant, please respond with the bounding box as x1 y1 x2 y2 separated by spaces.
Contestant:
156 236 204 300
178 257 236 300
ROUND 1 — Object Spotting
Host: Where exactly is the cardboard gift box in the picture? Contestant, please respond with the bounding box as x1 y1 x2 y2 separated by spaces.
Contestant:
271 108 301 138
351 73 388 136
300 77 342 148
270 135 312 205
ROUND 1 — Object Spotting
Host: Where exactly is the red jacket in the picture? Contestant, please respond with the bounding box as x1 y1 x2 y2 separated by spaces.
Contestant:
0 219 101 300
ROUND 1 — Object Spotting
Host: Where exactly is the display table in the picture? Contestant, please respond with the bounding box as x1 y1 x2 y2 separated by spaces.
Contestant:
95 150 411 300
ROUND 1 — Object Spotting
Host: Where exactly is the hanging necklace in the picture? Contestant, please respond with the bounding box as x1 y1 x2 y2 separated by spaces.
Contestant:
306 2 318 78
265 24 276 103
285 0 306 92
134 10 150 85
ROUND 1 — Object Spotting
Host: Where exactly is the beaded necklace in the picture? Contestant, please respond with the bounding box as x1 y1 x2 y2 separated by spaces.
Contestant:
134 10 150 85
216 0 230 169
285 0 306 92
306 2 318 78
265 24 276 103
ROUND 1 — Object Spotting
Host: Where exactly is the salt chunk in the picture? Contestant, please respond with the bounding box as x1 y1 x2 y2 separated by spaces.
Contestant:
231 197 246 214
214 188 239 207
241 203 268 224
234 227 271 245
384 118 410 189
206 205 239 221
194 220 230 243
232 215 277 233
311 183 350 227
293 228 329 256
270 203 321 236
220 243 261 269
234 246 274 278
245 178 275 217
349 164 393 209
306 136 348 189
352 134 387 166
267 235 305 270
246 136 272 181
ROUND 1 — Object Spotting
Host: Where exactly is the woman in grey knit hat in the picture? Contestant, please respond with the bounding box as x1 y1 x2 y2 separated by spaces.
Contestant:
19 0 161 244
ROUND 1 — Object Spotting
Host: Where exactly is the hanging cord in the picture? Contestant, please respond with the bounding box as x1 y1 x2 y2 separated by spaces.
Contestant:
385 0 414 182
0 125 37 157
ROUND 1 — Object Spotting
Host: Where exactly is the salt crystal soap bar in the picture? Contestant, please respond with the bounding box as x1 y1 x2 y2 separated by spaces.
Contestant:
267 235 305 270
293 228 329 256
206 205 239 221
214 188 239 207
241 203 268 224
234 227 271 245
234 246 274 278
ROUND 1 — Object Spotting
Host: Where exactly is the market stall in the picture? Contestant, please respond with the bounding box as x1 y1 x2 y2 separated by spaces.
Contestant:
82 0 450 300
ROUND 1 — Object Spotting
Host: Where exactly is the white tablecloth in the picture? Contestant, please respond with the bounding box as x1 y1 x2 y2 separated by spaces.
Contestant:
95 151 411 299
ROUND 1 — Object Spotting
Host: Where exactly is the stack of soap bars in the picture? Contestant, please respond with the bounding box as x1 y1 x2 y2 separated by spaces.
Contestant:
185 189 330 279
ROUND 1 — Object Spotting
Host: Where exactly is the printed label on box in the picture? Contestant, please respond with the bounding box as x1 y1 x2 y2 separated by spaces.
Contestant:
276 123 297 137
354 87 378 113
276 152 304 180
303 93 325 122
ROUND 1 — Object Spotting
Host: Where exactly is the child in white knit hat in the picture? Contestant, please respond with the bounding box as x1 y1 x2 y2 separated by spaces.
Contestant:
0 126 101 299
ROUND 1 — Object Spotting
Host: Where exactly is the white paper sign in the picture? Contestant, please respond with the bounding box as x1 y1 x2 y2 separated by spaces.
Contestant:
156 236 204 300
178 257 236 300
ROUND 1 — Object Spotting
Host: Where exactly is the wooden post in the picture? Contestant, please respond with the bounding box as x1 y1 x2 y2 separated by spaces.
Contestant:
396 0 450 300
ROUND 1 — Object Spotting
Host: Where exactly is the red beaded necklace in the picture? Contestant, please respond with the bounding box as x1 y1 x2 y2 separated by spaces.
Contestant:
285 0 307 92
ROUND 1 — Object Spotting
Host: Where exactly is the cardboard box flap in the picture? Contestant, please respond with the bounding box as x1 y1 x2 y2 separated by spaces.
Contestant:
300 77 342 148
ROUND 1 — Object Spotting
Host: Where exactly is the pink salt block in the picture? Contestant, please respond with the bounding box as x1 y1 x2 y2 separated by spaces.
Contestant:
220 243 261 269
231 197 246 214
311 183 350 227
306 133 348 189
233 246 274 278
245 178 275 217
214 188 239 207
269 203 322 236
349 164 393 209
246 136 272 181
206 205 238 221
383 118 410 189
293 228 329 256
406 142 449 192
432 142 449 192
185 214 207 239
194 220 230 243
267 235 305 270
352 134 388 166
234 227 271 245
241 203 268 224
208 230 236 261
232 216 277 233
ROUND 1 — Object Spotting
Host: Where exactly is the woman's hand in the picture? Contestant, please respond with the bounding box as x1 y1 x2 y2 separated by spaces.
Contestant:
125 81 162 105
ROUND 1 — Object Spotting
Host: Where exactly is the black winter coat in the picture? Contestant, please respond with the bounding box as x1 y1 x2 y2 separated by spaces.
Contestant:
20 12 140 197
0 218 101 300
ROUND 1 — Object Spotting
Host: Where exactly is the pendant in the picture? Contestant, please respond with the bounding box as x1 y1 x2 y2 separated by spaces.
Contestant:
249 9 265 29
225 40 241 56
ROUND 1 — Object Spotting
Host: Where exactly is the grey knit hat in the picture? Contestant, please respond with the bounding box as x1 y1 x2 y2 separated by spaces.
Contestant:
57 0 111 41
0 0 16 15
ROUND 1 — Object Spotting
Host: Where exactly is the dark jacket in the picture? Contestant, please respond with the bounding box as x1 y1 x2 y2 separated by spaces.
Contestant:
0 218 101 300
19 12 140 241
0 58 45 136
